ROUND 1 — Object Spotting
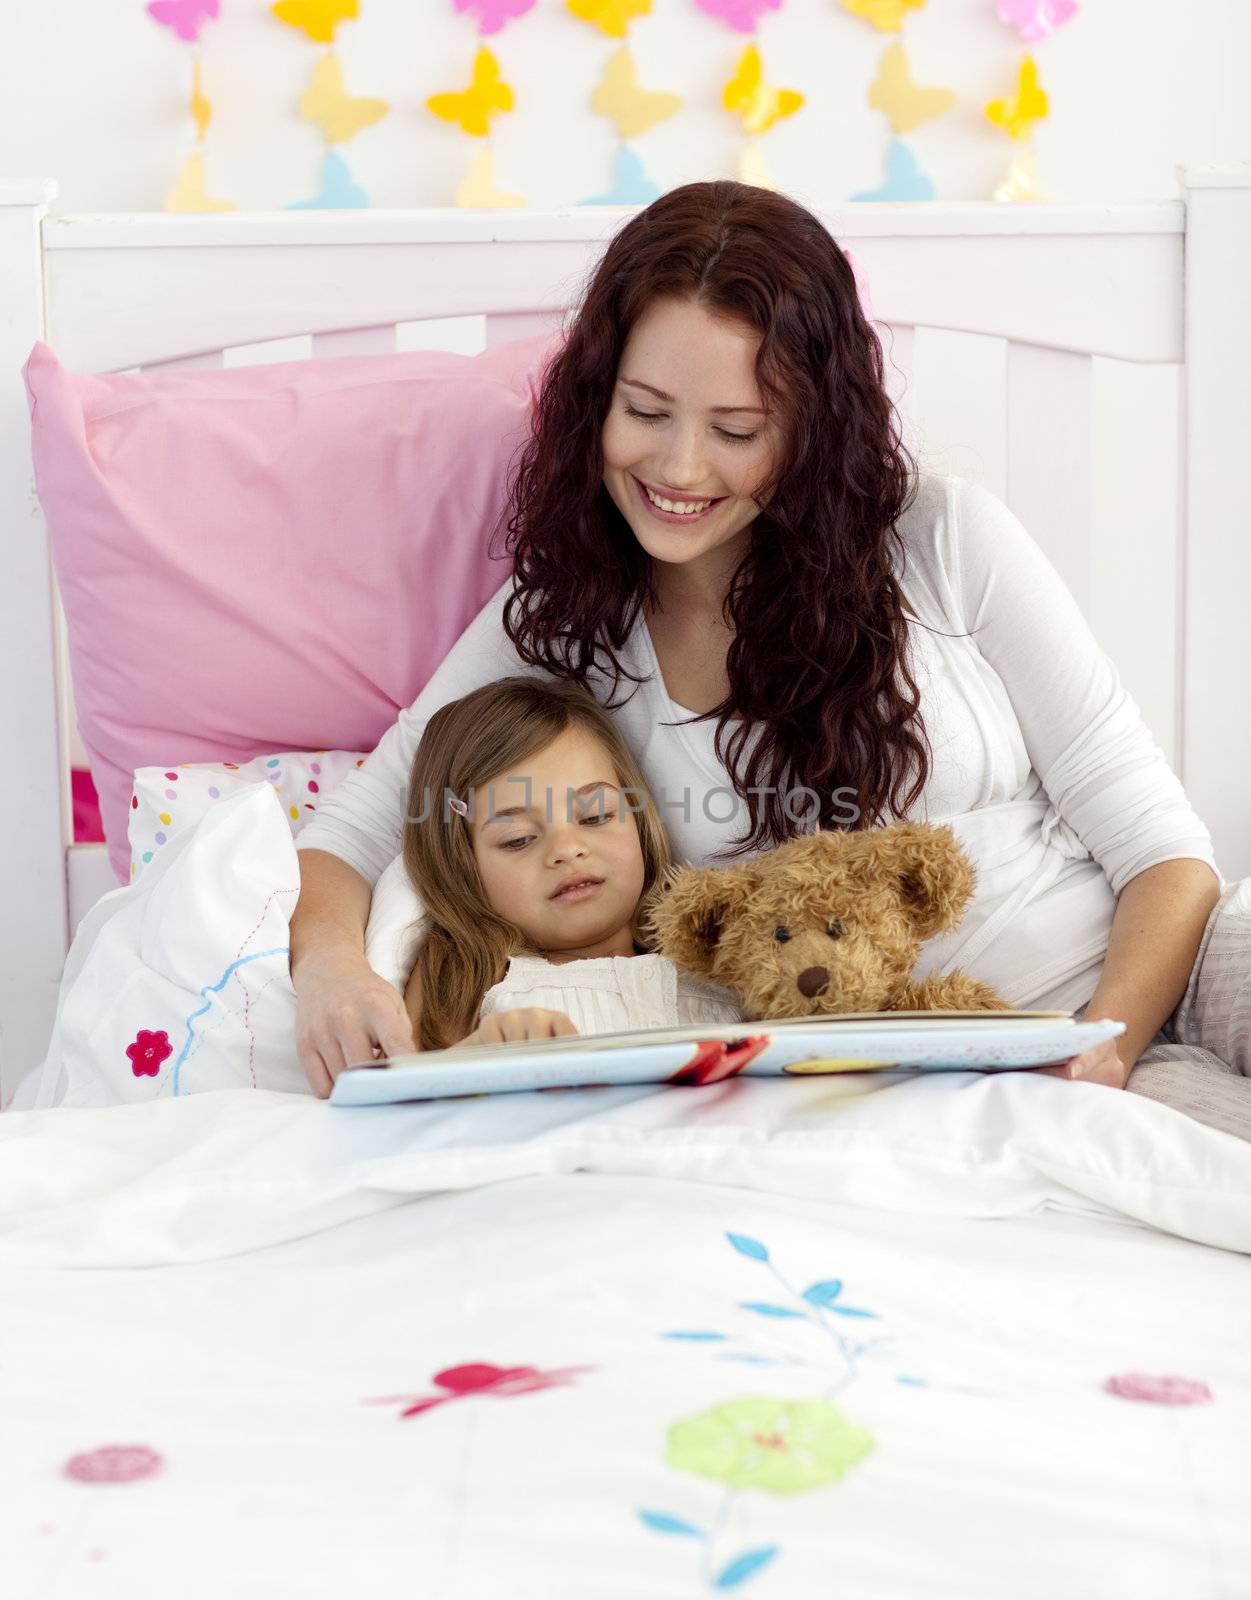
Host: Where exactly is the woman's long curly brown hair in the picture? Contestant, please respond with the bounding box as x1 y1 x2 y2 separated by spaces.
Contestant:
492 179 937 861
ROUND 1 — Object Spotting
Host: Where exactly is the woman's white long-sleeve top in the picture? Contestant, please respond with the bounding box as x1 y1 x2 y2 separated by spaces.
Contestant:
297 473 1223 1013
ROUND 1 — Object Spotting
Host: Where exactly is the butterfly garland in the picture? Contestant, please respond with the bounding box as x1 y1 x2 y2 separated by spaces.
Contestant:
841 0 925 33
691 1 801 194
695 0 783 30
847 0 941 203
986 1 1077 199
983 53 1050 198
453 0 539 34
271 0 388 210
146 0 238 212
569 0 672 208
568 0 653 38
427 0 532 209
997 0 1078 44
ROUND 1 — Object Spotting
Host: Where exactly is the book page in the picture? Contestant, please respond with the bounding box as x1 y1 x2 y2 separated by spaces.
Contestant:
380 1008 1075 1068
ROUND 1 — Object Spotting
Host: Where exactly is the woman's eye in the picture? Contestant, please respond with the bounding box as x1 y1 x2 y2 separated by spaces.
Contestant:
826 920 843 940
624 403 758 446
773 926 791 942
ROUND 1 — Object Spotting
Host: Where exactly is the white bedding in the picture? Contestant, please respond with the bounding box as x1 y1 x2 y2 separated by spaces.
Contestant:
2 1070 1249 1598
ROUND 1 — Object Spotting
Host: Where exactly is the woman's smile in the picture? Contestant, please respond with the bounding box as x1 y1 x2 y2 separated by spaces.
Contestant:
632 474 725 524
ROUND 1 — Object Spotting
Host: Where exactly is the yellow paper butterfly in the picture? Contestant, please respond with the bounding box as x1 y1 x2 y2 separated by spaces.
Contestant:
722 44 803 136
591 47 682 140
270 0 358 45
298 52 389 144
190 57 212 143
993 147 1048 202
164 153 239 213
841 0 925 33
427 47 514 139
737 142 776 191
985 54 1048 141
867 42 955 134
566 0 652 39
456 146 526 209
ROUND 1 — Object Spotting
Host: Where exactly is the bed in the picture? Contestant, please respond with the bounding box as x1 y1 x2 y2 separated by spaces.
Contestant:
1 169 1250 1596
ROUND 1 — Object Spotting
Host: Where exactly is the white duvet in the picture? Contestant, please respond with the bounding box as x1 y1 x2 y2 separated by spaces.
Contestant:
2 1067 1250 1599
4 782 1251 1597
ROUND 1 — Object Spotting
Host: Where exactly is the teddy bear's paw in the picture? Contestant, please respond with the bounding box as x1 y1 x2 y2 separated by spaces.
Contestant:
896 972 1014 1012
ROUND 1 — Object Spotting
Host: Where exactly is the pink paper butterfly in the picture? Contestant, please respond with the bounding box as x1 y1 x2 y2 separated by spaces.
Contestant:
453 0 539 35
695 0 785 33
146 0 221 43
996 0 1078 43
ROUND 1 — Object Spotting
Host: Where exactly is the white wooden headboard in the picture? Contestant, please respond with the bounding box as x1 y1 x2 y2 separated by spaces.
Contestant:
2 167 1249 1092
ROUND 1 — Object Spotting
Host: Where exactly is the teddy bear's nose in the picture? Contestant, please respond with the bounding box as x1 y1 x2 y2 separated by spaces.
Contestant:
796 965 829 998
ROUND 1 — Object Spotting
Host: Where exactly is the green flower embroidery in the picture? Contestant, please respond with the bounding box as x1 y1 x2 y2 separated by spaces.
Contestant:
666 1396 875 1495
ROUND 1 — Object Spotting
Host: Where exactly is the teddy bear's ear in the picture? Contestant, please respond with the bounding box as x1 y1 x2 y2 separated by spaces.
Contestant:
640 863 748 976
868 821 976 941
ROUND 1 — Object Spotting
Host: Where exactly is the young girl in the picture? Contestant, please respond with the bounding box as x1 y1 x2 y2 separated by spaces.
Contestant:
399 676 743 1051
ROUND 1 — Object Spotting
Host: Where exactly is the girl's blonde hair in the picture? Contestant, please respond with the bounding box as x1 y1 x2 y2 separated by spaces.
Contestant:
402 675 674 1050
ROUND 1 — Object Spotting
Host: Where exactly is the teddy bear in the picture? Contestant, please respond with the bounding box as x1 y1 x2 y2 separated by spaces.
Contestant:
640 820 1014 1021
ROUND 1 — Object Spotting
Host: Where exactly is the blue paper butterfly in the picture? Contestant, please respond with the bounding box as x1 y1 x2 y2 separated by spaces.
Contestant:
576 144 661 208
851 138 935 202
287 149 370 211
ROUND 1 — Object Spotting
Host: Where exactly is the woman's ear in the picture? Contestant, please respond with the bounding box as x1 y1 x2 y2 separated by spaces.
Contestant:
868 821 976 941
640 863 743 976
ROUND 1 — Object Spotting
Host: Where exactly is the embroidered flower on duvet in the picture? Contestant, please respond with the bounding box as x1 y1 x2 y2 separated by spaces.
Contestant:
362 1360 598 1420
1104 1372 1214 1405
126 1028 173 1078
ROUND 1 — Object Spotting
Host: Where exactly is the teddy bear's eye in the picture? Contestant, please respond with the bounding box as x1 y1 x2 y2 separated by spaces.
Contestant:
773 926 791 942
826 919 843 940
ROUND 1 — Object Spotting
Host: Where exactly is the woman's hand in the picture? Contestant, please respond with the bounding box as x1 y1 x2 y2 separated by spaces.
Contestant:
454 1008 580 1047
1035 1037 1131 1089
294 953 418 1100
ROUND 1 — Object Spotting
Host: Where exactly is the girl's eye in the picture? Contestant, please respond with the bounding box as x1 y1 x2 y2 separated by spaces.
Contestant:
624 403 758 446
580 810 616 826
500 836 534 852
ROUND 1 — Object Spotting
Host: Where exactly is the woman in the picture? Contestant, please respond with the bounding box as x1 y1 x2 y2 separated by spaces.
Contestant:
289 179 1249 1138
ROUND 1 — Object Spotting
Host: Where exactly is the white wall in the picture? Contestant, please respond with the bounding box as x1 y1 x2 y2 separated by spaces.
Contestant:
3 0 1247 213
8 0 1246 781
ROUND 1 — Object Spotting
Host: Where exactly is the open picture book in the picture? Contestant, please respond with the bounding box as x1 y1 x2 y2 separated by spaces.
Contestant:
329 1009 1127 1107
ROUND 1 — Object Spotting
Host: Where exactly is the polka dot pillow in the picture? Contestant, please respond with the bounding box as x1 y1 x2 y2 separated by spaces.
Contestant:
128 749 367 881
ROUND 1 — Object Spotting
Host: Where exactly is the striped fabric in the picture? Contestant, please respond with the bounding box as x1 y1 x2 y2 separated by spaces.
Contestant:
1126 877 1251 1141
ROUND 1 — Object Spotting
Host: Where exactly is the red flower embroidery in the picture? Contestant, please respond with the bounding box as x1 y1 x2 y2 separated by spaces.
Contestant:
364 1361 597 1421
1104 1373 1214 1405
64 1445 164 1484
126 1029 173 1078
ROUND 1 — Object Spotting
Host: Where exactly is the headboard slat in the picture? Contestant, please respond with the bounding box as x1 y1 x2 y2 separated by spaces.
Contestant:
311 327 397 358
1006 344 1094 615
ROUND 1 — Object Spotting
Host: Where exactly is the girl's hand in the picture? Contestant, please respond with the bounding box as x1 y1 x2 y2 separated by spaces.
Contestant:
294 953 418 1100
1035 1037 1131 1089
455 1008 580 1047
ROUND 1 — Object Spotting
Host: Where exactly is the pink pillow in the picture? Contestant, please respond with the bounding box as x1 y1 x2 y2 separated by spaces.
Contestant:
24 330 563 883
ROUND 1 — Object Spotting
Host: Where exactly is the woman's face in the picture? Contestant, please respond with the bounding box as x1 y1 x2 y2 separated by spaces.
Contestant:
468 722 647 961
601 296 779 583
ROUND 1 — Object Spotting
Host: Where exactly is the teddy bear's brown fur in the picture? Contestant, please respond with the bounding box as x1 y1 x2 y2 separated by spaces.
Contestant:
641 820 1014 1021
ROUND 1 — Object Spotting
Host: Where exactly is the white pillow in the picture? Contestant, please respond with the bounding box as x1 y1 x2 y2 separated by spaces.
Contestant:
20 783 308 1109
365 852 428 994
128 748 367 882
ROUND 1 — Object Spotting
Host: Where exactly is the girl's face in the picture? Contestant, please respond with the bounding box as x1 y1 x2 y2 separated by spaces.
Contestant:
600 295 779 584
467 723 648 962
